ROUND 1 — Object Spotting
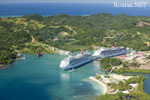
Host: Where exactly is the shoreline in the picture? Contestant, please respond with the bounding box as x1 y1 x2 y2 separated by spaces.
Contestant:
89 73 136 95
0 65 4 70
0 49 69 70
89 76 107 95
0 65 9 70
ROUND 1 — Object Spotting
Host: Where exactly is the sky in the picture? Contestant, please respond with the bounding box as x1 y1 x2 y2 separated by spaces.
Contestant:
0 0 150 4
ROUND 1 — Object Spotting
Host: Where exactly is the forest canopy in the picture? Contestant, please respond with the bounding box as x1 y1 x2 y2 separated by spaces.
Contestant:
1 13 150 65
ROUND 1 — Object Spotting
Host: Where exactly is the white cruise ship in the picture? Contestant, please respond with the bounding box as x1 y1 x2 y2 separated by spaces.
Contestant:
93 47 126 58
60 50 93 70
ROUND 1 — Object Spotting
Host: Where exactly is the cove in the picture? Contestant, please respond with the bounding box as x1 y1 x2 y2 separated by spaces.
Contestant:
0 53 105 100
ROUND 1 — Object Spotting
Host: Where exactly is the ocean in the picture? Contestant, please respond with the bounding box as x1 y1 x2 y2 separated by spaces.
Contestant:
0 3 150 17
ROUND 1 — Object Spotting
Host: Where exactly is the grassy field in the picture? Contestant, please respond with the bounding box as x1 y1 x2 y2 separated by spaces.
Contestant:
21 42 56 54
114 68 150 74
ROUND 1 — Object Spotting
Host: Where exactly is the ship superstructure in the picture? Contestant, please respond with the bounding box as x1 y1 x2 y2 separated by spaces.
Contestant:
60 50 93 70
93 34 126 58
93 47 126 58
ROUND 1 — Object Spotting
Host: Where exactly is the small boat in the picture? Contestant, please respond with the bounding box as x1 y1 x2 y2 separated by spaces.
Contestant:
20 56 25 60
69 68 75 72
38 52 42 58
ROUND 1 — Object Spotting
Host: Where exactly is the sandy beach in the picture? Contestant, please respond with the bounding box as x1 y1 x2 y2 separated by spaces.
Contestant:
89 74 135 95
89 76 107 95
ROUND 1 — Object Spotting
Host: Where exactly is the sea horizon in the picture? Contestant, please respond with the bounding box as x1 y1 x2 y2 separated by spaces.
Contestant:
0 3 150 17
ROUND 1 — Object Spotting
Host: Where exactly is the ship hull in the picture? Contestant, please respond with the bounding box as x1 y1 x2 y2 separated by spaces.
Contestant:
61 57 93 70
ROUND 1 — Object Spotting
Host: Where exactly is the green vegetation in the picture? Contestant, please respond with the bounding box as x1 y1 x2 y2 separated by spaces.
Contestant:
146 55 150 59
114 68 150 74
107 76 142 93
122 61 140 68
95 75 101 80
97 93 128 100
130 62 140 67
108 80 132 92
21 42 56 54
0 50 16 65
107 82 118 91
100 58 122 70
1 13 150 65
97 76 150 100
125 77 141 84
118 81 131 91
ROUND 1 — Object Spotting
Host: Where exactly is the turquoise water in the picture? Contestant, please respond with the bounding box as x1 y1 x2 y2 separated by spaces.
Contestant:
1 54 150 100
0 54 105 100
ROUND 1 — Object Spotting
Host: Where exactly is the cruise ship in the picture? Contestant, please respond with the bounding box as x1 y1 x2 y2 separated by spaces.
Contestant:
93 43 126 58
60 50 93 70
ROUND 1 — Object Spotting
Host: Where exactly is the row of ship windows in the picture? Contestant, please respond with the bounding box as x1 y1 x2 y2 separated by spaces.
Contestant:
102 49 125 53
102 50 125 55
70 57 90 65
104 48 125 52
70 56 90 63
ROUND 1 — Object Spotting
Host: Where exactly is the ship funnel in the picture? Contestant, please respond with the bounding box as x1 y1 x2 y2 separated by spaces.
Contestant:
114 42 117 48
81 50 83 55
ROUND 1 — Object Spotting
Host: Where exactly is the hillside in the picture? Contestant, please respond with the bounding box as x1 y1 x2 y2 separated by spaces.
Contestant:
0 13 150 65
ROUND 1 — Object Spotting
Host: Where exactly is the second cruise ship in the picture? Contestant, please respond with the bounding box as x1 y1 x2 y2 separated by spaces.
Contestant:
93 43 126 58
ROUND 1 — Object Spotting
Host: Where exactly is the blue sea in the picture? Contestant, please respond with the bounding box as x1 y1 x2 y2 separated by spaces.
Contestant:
0 3 150 17
0 53 105 100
